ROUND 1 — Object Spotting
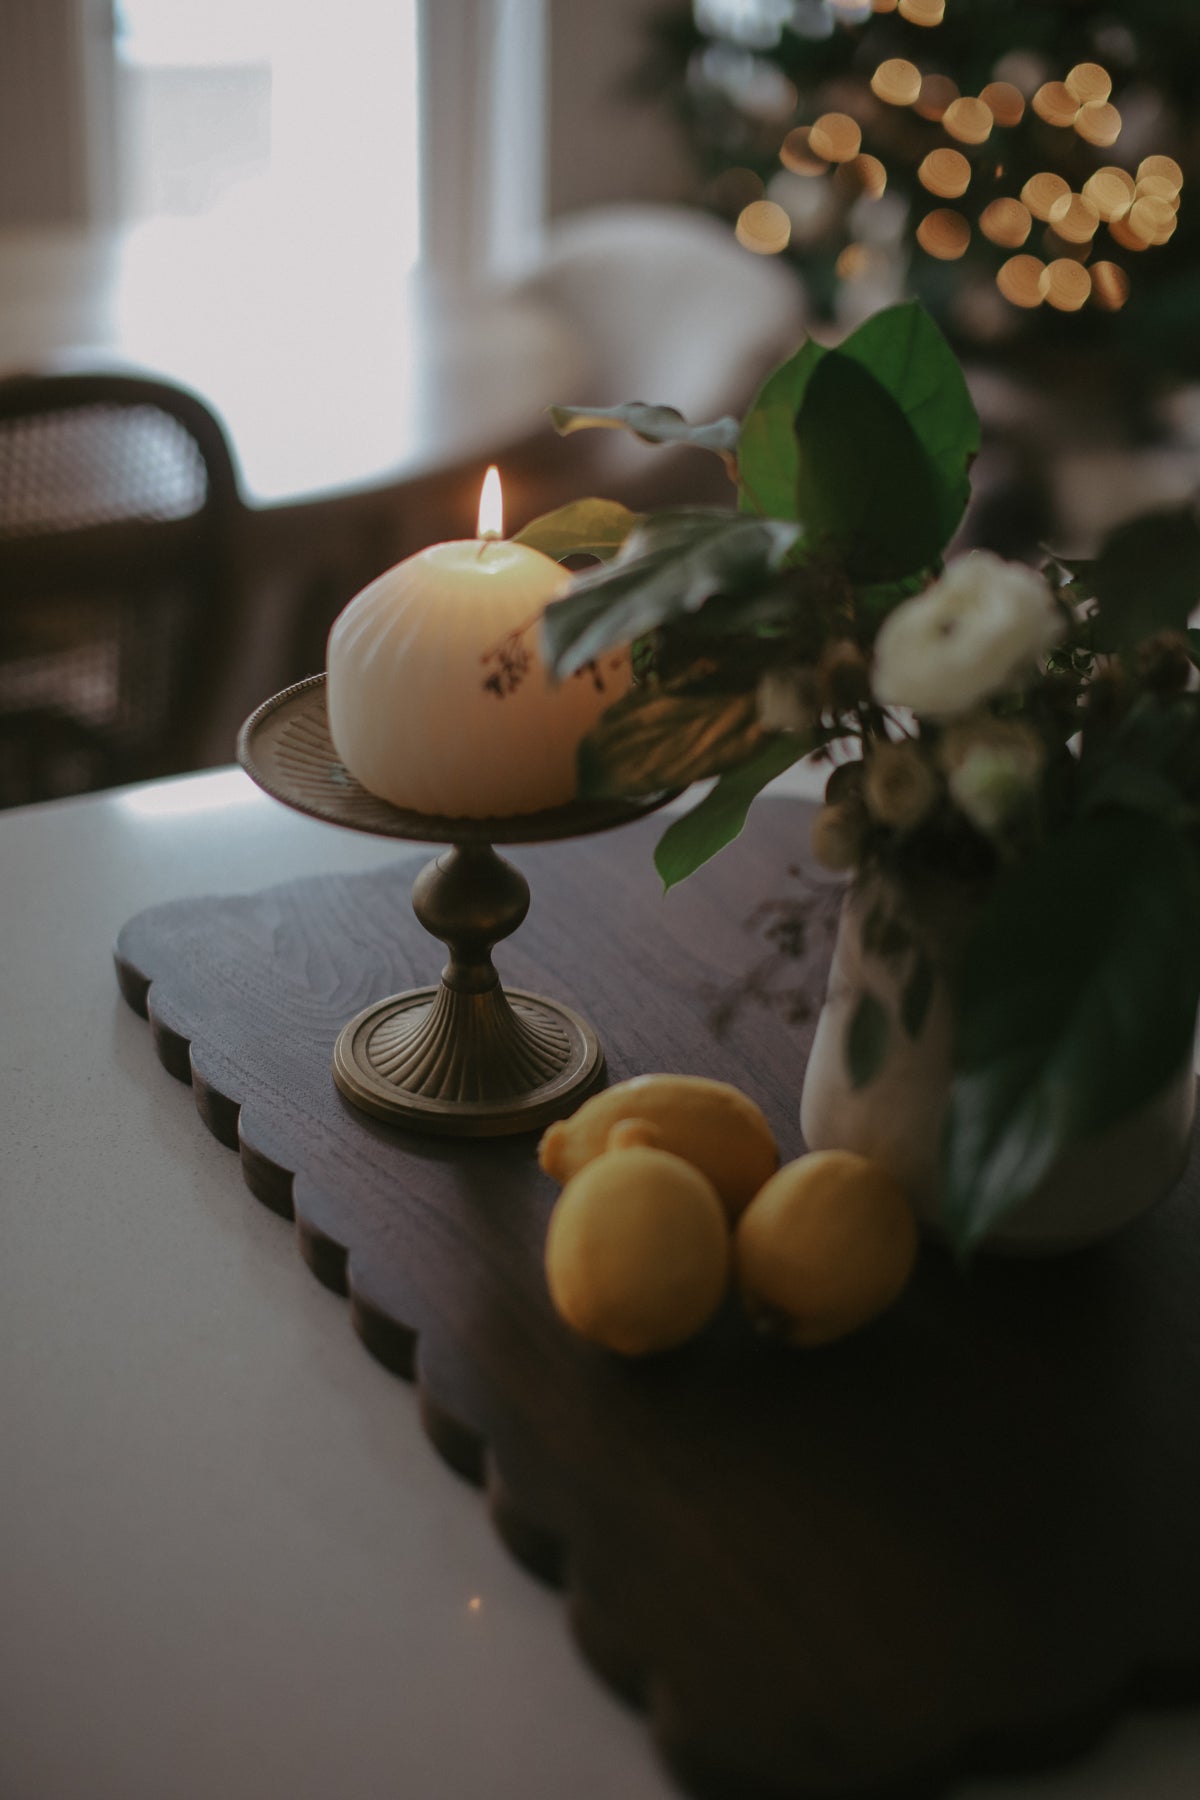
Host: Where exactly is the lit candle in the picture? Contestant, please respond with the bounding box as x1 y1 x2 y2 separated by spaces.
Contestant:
326 468 631 817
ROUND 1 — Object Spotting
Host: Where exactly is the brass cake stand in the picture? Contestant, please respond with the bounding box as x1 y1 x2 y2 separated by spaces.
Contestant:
237 675 672 1137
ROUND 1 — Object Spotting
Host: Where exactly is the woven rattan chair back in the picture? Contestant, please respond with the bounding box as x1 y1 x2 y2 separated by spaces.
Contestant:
0 371 243 807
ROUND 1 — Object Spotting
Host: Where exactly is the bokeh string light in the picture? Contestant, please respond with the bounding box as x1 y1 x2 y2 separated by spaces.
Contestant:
715 0 1184 320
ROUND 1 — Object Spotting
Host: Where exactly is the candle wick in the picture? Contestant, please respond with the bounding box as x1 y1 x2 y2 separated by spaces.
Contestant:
477 533 501 559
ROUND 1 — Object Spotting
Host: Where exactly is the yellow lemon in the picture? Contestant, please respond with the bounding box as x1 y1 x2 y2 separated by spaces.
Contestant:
538 1075 778 1222
735 1151 917 1346
544 1147 730 1356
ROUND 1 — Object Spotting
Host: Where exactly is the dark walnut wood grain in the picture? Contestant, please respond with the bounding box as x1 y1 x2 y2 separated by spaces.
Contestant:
114 797 1200 1800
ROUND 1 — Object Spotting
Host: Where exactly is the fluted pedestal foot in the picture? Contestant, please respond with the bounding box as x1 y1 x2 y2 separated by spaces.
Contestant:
333 983 603 1134
331 842 605 1135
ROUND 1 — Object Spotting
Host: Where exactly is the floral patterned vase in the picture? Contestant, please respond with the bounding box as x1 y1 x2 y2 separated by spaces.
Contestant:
799 878 1197 1255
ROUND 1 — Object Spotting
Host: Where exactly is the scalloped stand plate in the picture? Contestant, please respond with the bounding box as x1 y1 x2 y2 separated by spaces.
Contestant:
113 798 1200 1800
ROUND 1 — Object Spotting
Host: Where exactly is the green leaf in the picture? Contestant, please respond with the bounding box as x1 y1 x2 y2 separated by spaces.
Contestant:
845 990 890 1090
836 302 978 538
901 952 935 1040
513 498 642 563
1081 696 1200 827
794 350 949 580
736 337 825 520
942 809 1200 1254
577 681 763 799
737 303 978 570
653 733 807 890
548 402 739 461
1082 506 1200 652
541 510 801 678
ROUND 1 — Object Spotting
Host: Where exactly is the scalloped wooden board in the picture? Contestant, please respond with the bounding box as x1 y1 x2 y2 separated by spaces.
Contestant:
113 798 1200 1800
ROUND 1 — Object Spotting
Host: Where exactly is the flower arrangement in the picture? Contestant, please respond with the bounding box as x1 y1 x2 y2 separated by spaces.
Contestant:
513 301 1200 1253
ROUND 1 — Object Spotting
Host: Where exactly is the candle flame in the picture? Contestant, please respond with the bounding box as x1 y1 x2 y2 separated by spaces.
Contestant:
477 465 503 539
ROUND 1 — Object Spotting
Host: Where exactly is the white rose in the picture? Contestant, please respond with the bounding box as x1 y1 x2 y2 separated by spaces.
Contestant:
870 552 1063 720
940 717 1045 836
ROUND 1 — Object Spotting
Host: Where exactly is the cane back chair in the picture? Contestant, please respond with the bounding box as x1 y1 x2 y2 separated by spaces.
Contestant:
0 370 244 807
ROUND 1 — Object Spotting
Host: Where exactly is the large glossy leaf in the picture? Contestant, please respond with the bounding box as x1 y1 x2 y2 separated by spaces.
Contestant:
1080 695 1200 828
836 302 978 541
653 733 808 890
577 682 763 799
942 808 1200 1254
794 351 948 580
736 338 825 520
736 304 977 556
548 402 740 462
513 498 642 563
541 510 800 678
1078 506 1200 651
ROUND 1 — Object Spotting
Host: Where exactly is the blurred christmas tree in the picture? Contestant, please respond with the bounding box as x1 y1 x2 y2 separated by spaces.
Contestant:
635 0 1200 383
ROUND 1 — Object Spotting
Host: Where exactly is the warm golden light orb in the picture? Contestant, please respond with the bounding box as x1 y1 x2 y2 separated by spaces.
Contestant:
736 200 792 254
809 113 862 163
1032 82 1079 127
1089 262 1130 310
979 81 1025 127
1128 195 1177 245
1064 62 1112 105
1043 259 1092 311
898 0 944 24
1082 168 1134 222
913 74 957 120
996 254 1047 307
780 128 827 175
834 154 888 200
918 148 971 199
1048 192 1100 244
1138 155 1183 193
1074 102 1122 147
979 198 1032 248
1021 171 1070 221
871 59 922 107
917 209 970 259
943 97 993 144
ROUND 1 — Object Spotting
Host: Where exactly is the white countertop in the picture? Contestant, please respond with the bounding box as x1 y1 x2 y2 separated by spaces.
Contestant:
3 767 1200 1800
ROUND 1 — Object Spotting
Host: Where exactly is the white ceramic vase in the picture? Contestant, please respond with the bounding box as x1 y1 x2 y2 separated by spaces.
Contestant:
799 877 1197 1255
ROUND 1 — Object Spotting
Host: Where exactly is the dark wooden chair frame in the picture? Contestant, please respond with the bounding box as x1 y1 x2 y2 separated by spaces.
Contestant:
0 369 246 798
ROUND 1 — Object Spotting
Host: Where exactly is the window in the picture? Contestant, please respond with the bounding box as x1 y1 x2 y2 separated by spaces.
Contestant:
113 0 421 273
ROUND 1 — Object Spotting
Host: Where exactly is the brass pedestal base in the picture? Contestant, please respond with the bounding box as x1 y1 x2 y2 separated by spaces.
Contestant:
333 983 604 1135
236 678 675 1140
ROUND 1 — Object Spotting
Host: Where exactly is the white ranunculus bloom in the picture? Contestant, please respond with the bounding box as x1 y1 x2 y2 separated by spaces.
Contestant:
870 552 1063 720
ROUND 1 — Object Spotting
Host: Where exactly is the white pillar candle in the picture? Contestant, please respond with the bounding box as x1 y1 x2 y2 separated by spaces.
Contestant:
326 470 631 817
